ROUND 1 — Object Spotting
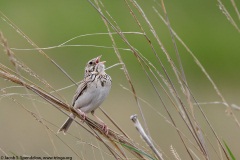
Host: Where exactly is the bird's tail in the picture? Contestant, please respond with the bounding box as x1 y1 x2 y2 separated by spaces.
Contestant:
58 113 75 134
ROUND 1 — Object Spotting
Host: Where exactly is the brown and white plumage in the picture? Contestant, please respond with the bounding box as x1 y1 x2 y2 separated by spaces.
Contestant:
58 56 111 134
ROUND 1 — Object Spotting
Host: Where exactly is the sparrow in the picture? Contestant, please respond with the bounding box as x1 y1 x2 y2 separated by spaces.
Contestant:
58 56 111 134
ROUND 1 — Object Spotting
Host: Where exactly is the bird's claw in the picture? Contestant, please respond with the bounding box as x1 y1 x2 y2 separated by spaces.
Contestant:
77 109 86 122
101 123 109 135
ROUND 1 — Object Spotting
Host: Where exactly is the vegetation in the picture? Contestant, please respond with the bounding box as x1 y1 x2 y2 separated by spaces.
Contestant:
0 0 239 159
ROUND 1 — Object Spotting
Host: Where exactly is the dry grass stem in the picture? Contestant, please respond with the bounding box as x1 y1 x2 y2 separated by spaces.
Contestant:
131 114 163 160
1 0 239 159
217 0 240 32
170 145 181 160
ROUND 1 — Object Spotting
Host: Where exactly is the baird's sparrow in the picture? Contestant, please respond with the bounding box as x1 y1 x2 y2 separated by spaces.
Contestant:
58 56 112 134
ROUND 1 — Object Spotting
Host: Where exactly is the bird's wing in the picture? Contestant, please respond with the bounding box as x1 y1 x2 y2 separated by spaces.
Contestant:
71 75 96 106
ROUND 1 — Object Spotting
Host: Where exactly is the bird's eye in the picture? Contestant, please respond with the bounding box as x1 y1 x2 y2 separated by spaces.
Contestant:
89 61 93 65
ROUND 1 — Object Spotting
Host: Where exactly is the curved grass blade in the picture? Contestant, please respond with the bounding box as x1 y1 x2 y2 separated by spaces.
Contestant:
117 141 157 160
223 140 236 160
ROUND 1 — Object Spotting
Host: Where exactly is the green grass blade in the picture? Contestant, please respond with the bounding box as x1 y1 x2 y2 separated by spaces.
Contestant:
118 142 157 160
223 140 236 160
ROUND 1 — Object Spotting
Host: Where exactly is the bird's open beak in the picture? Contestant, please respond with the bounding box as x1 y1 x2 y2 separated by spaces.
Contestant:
95 55 102 64
99 61 106 64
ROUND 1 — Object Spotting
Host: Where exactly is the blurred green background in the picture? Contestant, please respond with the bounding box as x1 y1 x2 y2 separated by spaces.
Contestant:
0 0 240 159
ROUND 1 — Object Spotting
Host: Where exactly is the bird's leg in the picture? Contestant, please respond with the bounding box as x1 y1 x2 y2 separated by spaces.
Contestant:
76 109 87 122
91 110 108 134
